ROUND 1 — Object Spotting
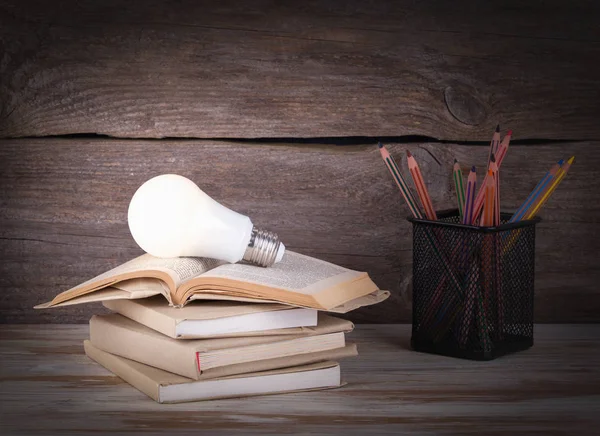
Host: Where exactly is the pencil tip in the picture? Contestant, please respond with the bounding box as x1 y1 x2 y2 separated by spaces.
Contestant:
568 156 575 164
377 142 383 149
406 150 412 157
495 124 500 132
558 158 564 165
471 165 476 172
507 130 513 136
490 153 496 162
454 158 457 163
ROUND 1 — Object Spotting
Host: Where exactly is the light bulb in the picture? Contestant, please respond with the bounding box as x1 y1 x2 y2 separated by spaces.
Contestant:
127 174 285 267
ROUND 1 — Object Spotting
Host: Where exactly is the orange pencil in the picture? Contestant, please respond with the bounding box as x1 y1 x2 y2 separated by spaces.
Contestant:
472 130 512 223
406 151 437 220
482 169 496 227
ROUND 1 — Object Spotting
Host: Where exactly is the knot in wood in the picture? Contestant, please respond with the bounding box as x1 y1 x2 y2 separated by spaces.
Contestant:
444 85 487 126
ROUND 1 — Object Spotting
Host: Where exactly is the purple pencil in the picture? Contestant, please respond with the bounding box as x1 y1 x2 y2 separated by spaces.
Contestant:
463 166 477 224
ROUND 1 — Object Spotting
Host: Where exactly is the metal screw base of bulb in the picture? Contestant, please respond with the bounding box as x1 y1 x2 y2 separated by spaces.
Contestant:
243 227 281 267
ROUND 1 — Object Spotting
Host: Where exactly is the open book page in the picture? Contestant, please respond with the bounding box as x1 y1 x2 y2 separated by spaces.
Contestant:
117 255 225 285
188 251 365 296
110 278 172 300
188 290 390 313
37 254 224 308
110 277 171 293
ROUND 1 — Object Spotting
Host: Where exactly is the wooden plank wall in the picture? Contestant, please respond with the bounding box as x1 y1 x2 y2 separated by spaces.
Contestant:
1 139 598 323
2 0 599 140
1 1 598 323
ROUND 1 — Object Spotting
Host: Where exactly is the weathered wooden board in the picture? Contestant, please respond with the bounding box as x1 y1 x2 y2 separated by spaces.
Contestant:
0 138 597 323
1 324 599 435
1 0 599 139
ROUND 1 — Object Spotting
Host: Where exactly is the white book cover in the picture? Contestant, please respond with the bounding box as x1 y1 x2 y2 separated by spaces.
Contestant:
103 297 318 339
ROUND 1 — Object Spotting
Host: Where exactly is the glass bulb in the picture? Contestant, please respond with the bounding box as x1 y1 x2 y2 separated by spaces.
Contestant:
128 174 285 266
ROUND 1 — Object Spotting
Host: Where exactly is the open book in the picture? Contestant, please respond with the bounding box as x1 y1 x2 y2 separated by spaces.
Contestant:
36 251 382 310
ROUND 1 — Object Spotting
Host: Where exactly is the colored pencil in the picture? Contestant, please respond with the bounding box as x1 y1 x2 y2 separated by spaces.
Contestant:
502 159 566 254
481 126 500 225
489 154 500 226
475 271 492 353
486 124 501 168
493 132 511 225
453 159 466 221
479 167 496 352
482 169 496 227
458 262 477 347
378 143 423 219
494 232 504 340
463 166 477 225
495 130 512 164
380 145 463 299
508 159 563 223
485 125 500 216
471 130 511 223
488 154 502 337
524 156 575 220
407 151 437 220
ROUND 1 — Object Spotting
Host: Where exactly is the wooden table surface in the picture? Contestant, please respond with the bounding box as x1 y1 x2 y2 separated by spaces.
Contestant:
1 324 599 435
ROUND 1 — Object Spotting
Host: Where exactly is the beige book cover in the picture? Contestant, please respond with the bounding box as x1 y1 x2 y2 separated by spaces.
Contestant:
89 313 354 380
84 340 349 403
103 297 319 339
36 250 382 310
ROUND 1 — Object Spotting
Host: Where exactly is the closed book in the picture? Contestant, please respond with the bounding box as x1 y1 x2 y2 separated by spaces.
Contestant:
103 296 318 339
84 340 346 403
89 313 354 380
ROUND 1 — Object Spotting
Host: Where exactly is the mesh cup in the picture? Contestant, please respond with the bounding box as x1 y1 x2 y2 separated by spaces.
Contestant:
409 209 540 360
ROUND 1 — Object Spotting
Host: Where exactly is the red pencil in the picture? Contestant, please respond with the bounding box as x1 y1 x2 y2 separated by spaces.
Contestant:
489 154 500 225
406 151 437 220
496 130 512 164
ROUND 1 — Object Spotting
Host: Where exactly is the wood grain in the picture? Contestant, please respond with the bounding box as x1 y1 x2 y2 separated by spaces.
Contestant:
1 324 599 435
1 0 599 139
0 138 597 323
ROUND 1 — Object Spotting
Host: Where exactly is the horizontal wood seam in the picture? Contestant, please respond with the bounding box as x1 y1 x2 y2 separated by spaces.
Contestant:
0 134 594 146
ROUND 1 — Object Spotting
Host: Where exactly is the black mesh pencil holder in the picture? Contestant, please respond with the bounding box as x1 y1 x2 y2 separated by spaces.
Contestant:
409 209 540 360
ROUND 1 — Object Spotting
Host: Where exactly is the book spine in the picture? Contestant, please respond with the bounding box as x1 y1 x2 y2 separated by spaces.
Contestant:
89 315 199 379
84 340 163 402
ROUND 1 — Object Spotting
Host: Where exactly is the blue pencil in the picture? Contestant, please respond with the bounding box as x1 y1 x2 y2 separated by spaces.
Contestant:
509 159 563 223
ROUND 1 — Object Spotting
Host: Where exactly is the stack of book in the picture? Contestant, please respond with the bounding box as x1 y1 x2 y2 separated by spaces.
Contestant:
38 251 388 403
